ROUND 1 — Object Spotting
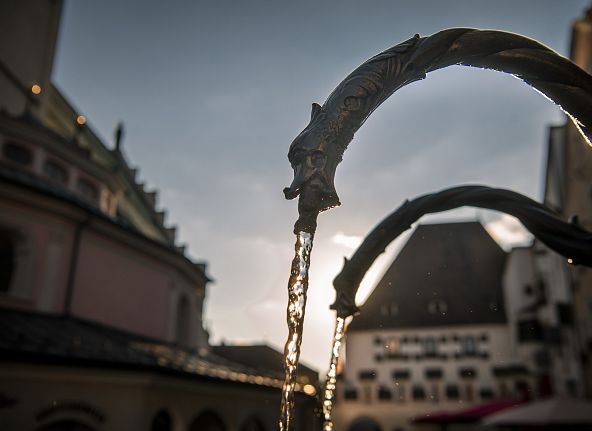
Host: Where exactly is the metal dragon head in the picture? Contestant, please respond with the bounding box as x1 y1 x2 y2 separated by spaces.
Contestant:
284 28 592 229
283 103 349 216
283 34 425 227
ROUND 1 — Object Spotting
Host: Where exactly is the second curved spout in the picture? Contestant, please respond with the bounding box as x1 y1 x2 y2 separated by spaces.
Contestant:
331 185 592 318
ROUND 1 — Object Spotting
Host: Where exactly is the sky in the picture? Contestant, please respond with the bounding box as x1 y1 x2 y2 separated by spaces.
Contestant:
53 0 589 371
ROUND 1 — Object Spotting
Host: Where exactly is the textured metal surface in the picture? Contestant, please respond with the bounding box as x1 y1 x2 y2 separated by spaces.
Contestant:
285 29 592 219
331 185 592 318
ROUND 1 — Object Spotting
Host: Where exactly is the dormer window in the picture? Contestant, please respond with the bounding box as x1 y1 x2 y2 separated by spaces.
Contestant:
43 160 68 185
380 302 399 316
428 299 447 314
3 142 32 165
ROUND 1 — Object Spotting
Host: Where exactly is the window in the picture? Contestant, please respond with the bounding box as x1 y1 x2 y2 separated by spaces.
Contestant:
76 178 99 201
461 336 477 355
175 295 191 346
392 369 410 380
459 367 477 379
151 409 172 431
380 302 398 316
0 231 14 293
3 142 32 165
479 388 494 400
43 160 68 184
517 319 544 342
359 370 377 380
377 386 392 400
524 284 534 296
428 299 447 314
344 388 358 400
412 385 426 400
423 337 437 356
446 384 460 399
425 368 442 379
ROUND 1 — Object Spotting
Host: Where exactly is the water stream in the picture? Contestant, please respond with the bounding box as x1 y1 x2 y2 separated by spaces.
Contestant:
279 231 314 431
322 316 348 431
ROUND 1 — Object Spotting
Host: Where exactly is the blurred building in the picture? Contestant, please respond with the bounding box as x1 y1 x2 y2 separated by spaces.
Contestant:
0 1 318 430
499 4 592 400
541 5 592 396
333 222 531 431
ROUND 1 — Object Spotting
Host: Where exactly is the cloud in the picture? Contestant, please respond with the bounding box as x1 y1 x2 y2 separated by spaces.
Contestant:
331 231 362 249
485 214 533 250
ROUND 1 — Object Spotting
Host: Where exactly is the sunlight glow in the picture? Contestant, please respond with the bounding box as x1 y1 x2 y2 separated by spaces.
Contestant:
484 214 532 250
331 231 362 249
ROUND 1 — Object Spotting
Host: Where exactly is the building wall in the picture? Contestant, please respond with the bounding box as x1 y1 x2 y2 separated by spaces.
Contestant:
334 324 520 431
0 362 317 431
0 178 208 349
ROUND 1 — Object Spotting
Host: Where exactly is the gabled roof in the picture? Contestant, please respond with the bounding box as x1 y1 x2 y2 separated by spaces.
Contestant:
350 222 507 331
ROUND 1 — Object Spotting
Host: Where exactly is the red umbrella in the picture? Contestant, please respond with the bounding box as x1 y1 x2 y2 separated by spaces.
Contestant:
483 397 592 426
413 399 522 425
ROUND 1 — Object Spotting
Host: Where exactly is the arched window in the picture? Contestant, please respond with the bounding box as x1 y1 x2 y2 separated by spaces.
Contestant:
240 417 266 431
0 230 15 293
151 409 173 431
189 411 226 431
44 160 68 185
176 294 191 346
3 142 32 165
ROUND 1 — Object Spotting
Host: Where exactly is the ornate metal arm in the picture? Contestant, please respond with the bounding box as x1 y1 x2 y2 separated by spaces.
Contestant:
284 29 592 217
331 185 592 318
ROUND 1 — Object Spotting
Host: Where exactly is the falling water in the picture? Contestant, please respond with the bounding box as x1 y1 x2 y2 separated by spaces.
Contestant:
279 231 314 431
322 316 348 431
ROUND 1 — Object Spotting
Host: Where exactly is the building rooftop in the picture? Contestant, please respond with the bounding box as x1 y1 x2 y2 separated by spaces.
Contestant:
212 344 318 385
0 307 315 394
350 222 507 331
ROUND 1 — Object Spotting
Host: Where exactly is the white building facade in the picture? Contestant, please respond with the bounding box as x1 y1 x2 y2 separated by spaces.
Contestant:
333 222 534 431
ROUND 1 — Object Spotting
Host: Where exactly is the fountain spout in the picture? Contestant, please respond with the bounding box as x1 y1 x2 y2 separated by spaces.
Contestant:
285 29 592 218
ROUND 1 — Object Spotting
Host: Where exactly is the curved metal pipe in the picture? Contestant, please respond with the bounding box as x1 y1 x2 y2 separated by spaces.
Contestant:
285 29 592 217
331 185 592 318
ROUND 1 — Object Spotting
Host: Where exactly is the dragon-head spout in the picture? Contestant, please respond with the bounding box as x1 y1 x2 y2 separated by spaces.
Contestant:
283 103 350 216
